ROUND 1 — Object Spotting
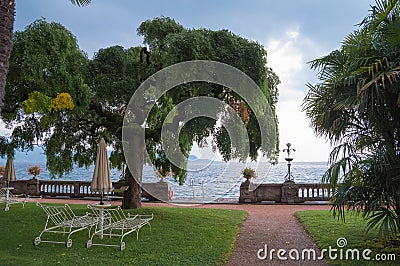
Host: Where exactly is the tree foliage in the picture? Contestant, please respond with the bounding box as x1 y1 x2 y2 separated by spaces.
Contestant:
2 17 280 209
1 19 91 174
137 17 279 166
0 0 91 111
303 0 400 236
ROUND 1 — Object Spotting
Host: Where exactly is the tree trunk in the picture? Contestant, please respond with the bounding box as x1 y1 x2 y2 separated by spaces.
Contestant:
0 0 15 112
123 133 144 209
123 167 142 209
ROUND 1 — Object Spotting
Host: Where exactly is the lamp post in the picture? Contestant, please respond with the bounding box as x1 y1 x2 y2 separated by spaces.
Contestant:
283 143 296 182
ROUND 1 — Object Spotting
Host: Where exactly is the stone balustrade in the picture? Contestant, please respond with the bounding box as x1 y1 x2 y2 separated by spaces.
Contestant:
1 179 330 204
1 179 168 201
239 181 331 203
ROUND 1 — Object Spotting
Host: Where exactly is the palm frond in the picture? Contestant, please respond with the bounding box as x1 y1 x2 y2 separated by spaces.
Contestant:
360 0 400 30
70 0 91 7
365 208 400 236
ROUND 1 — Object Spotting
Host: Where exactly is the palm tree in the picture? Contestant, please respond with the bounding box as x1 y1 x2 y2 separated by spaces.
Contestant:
69 0 91 7
0 0 91 112
0 0 15 112
303 0 400 236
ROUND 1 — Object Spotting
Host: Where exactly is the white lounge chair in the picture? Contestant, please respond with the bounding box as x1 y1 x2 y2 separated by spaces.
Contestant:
34 202 99 247
0 187 26 211
87 204 153 251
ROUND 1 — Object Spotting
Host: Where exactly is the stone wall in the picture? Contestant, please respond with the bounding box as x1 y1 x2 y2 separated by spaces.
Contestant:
240 181 306 204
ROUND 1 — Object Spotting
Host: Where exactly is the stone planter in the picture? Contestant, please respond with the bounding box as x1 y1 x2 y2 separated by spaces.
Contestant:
239 180 257 203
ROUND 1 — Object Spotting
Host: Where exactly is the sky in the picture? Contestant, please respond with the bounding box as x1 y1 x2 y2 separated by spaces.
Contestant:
8 0 373 162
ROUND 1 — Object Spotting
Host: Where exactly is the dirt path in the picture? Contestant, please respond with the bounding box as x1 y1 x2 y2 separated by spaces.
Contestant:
219 204 330 266
33 198 330 265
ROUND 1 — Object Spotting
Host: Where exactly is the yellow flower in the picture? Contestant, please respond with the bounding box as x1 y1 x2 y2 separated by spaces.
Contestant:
50 93 74 111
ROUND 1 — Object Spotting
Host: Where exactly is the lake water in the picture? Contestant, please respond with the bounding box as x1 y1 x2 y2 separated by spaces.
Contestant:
1 151 329 200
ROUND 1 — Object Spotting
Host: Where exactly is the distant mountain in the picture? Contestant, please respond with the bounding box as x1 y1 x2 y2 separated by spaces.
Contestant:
5 147 47 163
188 155 198 161
3 147 217 165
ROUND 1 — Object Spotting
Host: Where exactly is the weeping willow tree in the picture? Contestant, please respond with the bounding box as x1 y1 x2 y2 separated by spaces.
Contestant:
89 17 280 208
1 17 280 209
0 0 91 112
303 0 400 236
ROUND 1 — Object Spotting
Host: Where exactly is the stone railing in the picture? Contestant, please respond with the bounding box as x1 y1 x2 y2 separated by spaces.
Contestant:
240 181 331 203
3 179 169 201
2 179 330 204
297 183 331 201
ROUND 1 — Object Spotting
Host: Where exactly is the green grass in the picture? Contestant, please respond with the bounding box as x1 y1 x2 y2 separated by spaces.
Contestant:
0 202 246 266
296 210 400 266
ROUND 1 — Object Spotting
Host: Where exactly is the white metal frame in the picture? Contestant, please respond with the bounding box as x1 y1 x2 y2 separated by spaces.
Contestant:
34 202 99 247
87 204 153 251
0 187 26 211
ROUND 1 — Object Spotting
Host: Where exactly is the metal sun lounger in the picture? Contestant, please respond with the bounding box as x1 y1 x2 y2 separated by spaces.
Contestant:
87 204 153 251
34 202 99 247
0 187 26 211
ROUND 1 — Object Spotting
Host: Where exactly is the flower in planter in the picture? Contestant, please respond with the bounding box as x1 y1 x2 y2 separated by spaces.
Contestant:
28 165 42 177
242 167 257 179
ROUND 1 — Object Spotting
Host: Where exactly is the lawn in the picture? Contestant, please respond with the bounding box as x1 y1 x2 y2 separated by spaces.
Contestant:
296 210 400 266
0 202 246 266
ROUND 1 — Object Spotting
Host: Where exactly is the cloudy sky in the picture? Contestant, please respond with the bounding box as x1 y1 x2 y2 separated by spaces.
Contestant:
11 0 372 162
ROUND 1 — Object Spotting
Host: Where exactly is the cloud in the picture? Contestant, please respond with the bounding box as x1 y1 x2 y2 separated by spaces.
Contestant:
263 26 332 162
0 121 11 137
286 29 299 39
276 99 332 162
265 25 325 101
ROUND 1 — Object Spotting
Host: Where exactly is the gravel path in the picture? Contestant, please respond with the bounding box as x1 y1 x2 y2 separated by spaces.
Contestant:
33 198 329 265
219 204 330 266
